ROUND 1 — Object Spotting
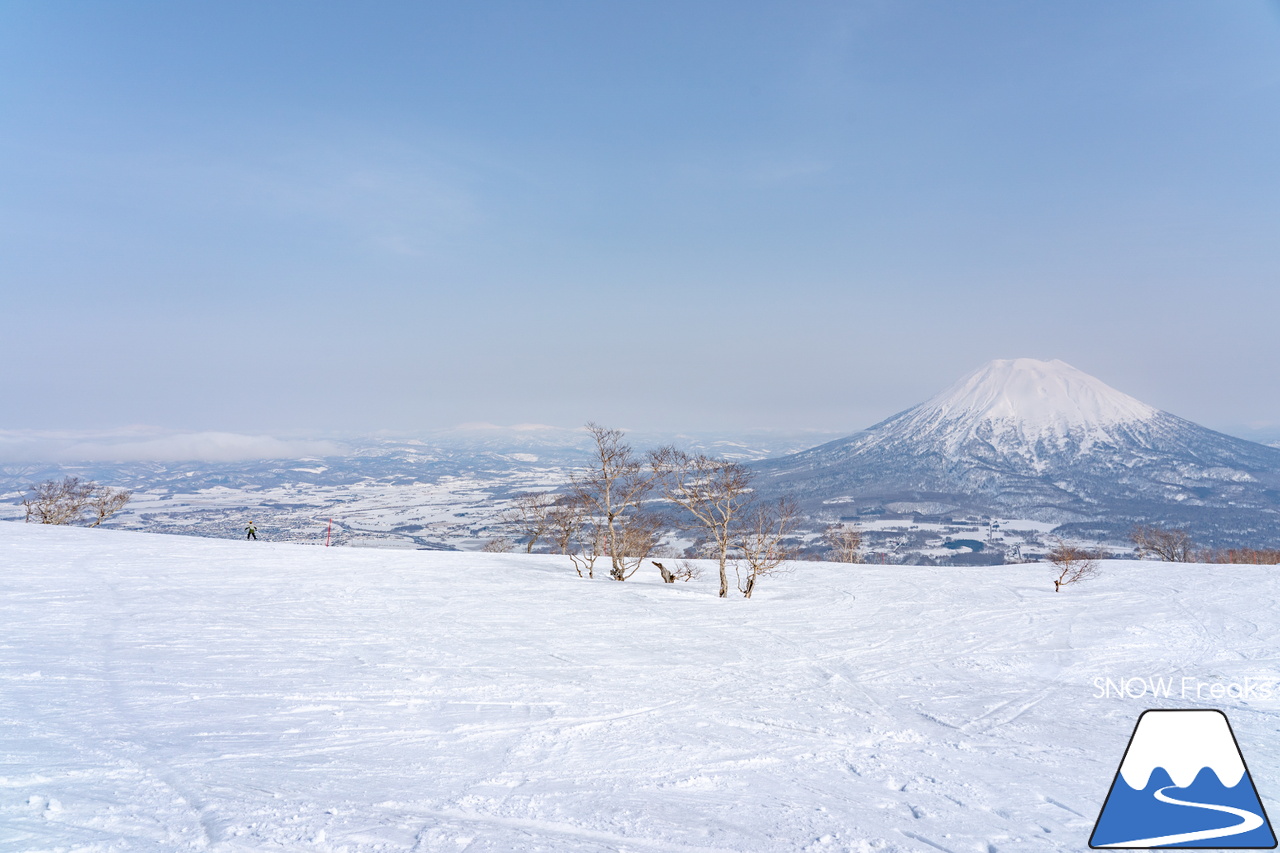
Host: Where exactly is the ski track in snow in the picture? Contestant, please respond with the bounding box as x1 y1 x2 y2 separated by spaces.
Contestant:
3 523 1280 852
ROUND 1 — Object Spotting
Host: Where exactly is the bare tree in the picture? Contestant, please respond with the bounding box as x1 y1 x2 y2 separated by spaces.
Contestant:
653 560 703 583
734 498 800 599
499 491 558 553
23 477 92 524
23 477 131 527
650 447 754 598
571 423 664 581
605 508 667 580
480 536 514 553
1047 539 1101 592
533 492 604 579
822 523 863 563
89 487 132 527
1130 524 1196 562
546 494 587 555
614 510 665 575
568 518 607 579
653 560 676 582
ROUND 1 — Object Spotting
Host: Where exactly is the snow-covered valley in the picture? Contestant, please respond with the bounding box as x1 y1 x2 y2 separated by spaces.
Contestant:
0 428 840 552
4 522 1280 851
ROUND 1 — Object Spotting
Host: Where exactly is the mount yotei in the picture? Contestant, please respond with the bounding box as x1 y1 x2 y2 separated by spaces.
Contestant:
756 359 1280 547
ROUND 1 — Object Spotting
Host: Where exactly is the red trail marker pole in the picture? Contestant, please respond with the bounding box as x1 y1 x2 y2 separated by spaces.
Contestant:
325 518 332 547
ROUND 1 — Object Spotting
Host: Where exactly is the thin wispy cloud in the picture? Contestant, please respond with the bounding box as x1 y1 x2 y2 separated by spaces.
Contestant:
0 429 344 463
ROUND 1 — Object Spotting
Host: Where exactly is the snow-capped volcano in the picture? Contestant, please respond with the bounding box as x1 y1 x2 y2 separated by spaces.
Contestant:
906 358 1158 457
757 359 1280 546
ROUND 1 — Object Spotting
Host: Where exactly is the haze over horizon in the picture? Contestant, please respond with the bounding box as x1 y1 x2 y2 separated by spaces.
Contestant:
6 2 1280 439
5 357 1280 464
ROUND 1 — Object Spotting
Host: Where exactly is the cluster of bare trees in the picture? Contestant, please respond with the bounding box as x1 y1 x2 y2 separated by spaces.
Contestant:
1130 524 1280 564
22 477 131 527
497 423 801 598
649 443 800 597
1045 522 1280 591
1130 524 1197 562
1200 547 1280 565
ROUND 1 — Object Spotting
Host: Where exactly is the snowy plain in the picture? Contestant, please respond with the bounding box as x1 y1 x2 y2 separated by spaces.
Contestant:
3 522 1280 852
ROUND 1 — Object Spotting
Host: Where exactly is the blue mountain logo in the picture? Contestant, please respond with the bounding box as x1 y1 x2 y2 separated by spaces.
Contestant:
1091 709 1276 848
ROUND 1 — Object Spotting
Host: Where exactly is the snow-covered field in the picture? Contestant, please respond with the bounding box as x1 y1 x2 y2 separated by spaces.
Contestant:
0 471 571 551
4 522 1280 852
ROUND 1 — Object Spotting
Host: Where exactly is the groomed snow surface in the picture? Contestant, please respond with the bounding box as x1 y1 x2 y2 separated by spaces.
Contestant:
3 523 1279 852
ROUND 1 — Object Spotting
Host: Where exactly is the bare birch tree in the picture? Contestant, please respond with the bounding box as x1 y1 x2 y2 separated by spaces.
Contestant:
1047 538 1101 592
822 523 863 563
481 536 514 553
650 447 754 598
614 511 665 575
499 491 558 553
570 424 664 581
734 498 799 599
546 494 587 555
567 517 606 579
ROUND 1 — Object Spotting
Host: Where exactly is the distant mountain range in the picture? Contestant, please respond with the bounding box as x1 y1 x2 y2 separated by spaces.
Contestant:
9 364 1280 550
755 359 1280 547
0 427 839 498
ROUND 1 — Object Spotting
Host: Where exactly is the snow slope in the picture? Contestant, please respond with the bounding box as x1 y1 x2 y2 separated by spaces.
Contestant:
4 522 1280 852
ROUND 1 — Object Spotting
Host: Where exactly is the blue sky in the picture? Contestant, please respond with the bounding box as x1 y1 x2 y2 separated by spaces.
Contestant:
5 1 1280 439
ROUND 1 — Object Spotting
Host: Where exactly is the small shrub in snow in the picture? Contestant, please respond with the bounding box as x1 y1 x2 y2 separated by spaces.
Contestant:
671 560 702 582
653 560 701 583
1047 539 1101 592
